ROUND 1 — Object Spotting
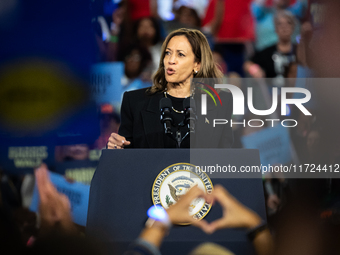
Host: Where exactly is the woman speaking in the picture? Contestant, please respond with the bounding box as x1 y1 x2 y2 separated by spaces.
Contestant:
107 28 233 149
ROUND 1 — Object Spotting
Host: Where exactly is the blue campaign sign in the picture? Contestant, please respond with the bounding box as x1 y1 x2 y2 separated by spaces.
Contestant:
241 125 292 166
55 159 98 185
30 171 90 226
0 142 55 175
91 62 124 108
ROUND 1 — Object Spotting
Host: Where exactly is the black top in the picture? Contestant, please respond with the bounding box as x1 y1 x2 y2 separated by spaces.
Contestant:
164 93 190 148
251 44 297 78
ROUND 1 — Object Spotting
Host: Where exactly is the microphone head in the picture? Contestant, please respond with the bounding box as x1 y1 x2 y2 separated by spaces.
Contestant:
183 97 196 111
160 97 172 111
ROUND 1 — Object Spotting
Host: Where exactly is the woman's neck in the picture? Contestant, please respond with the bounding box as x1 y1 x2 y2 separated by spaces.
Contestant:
166 83 191 98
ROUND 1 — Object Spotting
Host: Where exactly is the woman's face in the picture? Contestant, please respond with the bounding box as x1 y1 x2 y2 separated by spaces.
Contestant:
275 16 294 41
163 35 200 85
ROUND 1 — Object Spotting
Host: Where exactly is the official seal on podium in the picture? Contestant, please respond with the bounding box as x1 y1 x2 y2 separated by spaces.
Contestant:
151 163 213 222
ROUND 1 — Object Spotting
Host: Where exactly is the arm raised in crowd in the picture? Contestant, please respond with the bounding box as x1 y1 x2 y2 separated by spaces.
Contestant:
35 164 77 235
138 187 212 249
34 165 273 255
132 185 274 255
206 185 274 255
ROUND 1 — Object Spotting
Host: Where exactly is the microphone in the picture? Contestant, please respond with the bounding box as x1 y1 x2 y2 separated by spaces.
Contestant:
183 97 197 134
160 98 173 135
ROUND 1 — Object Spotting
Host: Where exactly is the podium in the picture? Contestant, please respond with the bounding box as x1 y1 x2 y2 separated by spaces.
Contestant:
87 149 266 255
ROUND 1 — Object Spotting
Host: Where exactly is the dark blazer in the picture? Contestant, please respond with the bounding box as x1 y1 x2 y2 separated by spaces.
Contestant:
118 87 233 148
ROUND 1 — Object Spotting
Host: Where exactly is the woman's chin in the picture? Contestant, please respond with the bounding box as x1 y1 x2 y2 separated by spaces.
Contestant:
165 76 178 84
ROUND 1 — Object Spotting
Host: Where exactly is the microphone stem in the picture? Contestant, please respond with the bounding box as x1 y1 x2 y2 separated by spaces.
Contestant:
176 130 181 148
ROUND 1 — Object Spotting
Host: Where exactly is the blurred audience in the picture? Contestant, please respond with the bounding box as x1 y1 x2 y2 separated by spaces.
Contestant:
174 5 201 29
306 127 321 161
63 145 90 161
202 0 255 76
118 43 153 92
162 2 203 38
133 17 163 74
244 10 297 86
93 104 121 150
0 164 275 255
252 0 307 51
94 1 127 62
131 185 274 255
127 0 158 21
33 165 274 255
212 49 228 75
55 144 90 162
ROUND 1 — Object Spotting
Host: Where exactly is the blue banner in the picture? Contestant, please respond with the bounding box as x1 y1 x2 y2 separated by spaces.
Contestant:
241 125 292 166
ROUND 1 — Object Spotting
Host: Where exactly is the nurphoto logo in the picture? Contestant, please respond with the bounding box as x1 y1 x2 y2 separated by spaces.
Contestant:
199 84 311 128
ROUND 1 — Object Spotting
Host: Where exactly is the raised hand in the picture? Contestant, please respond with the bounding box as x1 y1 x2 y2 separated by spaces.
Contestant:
166 186 213 232
35 164 76 234
205 185 262 234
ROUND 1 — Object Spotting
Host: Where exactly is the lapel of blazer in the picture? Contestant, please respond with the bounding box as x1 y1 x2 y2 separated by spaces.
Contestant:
141 92 165 148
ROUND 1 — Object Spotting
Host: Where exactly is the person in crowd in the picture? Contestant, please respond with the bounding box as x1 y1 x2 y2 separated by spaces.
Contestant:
106 0 127 62
107 28 233 149
133 17 163 74
212 47 244 81
162 3 203 38
175 5 201 29
59 144 90 162
117 43 153 92
244 10 297 86
93 104 121 150
252 0 307 51
202 0 255 76
212 50 228 75
25 164 103 255
93 0 127 62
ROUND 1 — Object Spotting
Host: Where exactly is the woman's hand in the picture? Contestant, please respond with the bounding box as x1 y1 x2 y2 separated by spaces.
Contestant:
107 132 131 149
